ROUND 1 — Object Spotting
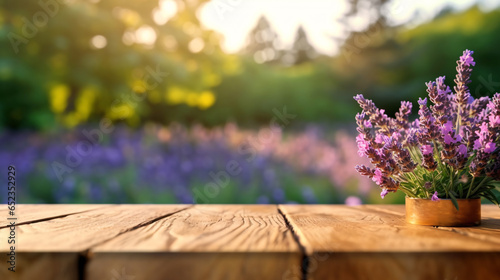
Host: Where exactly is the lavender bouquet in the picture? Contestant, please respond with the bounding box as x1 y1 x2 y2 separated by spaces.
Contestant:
354 50 500 209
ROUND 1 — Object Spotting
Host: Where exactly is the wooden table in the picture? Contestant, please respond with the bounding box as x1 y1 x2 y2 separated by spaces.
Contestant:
1 205 499 280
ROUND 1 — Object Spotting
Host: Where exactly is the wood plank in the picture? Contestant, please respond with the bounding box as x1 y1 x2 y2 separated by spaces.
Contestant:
280 205 500 280
308 252 500 280
0 204 110 228
86 252 299 280
0 253 80 280
87 205 302 280
0 205 189 280
0 205 189 252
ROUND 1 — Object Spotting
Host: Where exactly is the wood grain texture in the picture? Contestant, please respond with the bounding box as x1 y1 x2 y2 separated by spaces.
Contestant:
0 205 188 252
0 204 109 228
0 204 499 280
364 204 500 245
279 205 500 280
87 205 302 280
0 205 189 280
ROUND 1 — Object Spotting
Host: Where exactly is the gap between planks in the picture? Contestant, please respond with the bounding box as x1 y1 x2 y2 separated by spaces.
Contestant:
85 205 303 280
79 205 193 280
277 205 310 280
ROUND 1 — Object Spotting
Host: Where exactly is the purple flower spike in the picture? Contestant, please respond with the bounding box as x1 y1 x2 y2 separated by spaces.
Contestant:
436 76 451 95
356 134 370 157
421 144 433 155
372 169 384 185
431 191 440 201
418 97 427 106
447 134 457 145
489 115 500 126
380 188 388 199
485 142 496 153
473 139 482 151
457 144 467 157
479 122 489 136
441 121 453 135
460 49 475 67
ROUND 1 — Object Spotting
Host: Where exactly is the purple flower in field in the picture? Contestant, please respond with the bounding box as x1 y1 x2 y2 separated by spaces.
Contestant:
345 196 362 206
421 145 433 155
485 142 496 153
380 188 389 199
460 49 475 66
431 191 440 201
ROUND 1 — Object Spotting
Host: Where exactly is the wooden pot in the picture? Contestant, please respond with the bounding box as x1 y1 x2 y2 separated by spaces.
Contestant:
405 196 481 226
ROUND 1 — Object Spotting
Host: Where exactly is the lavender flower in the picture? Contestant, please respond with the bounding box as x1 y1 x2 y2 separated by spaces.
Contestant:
380 188 389 199
421 145 433 155
454 49 475 124
354 50 500 205
421 144 437 171
431 191 440 201
418 97 440 143
428 77 452 125
396 101 412 130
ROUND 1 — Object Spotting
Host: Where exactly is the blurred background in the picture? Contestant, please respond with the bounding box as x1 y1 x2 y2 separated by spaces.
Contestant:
1 0 500 204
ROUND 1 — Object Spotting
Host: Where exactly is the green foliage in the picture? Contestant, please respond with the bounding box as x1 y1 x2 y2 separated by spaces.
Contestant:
340 6 500 116
1 3 500 130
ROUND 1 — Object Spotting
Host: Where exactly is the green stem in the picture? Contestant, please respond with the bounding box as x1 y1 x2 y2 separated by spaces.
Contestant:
466 176 476 199
432 140 447 176
445 170 453 198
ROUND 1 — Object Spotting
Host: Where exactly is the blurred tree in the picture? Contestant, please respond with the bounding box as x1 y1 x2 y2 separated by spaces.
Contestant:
244 15 281 64
0 0 230 129
289 25 317 65
1 0 500 130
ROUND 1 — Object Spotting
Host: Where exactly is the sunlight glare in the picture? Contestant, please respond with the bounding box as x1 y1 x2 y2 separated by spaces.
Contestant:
135 25 157 45
90 35 107 49
152 0 178 25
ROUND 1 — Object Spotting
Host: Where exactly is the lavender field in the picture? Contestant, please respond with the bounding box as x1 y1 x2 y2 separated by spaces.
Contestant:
1 124 402 205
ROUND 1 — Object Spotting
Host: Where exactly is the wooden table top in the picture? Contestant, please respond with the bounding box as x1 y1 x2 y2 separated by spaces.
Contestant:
1 204 499 280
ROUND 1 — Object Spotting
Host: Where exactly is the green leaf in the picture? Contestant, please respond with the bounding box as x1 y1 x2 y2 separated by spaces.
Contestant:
458 183 464 198
490 181 500 188
449 192 459 211
481 191 499 206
